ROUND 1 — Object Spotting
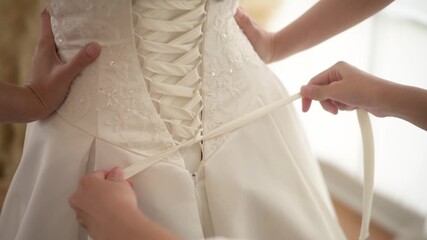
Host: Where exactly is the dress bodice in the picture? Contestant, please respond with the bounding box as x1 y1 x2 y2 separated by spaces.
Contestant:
1 1 358 240
47 0 259 160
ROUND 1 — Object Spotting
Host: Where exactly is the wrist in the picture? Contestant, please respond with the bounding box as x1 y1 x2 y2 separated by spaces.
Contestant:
271 28 301 62
23 83 48 121
383 83 427 127
7 85 41 123
124 209 150 240
14 86 33 117
374 80 401 118
103 205 145 240
127 210 179 240
268 32 279 63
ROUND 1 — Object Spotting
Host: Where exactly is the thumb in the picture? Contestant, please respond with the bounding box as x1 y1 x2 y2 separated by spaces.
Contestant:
301 84 332 101
60 43 101 81
105 167 125 182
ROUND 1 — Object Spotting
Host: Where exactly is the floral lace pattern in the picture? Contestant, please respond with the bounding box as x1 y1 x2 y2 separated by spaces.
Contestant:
202 0 261 158
47 0 263 160
48 0 176 157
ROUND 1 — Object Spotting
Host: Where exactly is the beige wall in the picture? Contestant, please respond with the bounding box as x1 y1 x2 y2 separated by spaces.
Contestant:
240 0 283 27
0 0 43 182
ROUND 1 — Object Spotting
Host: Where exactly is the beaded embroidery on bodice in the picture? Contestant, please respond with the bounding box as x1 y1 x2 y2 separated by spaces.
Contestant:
1 1 376 239
47 0 260 160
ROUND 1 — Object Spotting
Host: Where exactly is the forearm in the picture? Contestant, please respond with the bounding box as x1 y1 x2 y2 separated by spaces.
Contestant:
135 215 180 240
272 0 393 61
382 83 427 131
106 209 180 240
0 82 42 123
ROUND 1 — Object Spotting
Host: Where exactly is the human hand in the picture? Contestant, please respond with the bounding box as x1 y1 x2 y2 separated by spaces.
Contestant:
234 7 276 63
69 167 140 240
300 61 389 117
24 8 100 120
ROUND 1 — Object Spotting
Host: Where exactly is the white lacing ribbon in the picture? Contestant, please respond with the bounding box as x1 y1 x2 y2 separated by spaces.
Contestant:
133 0 206 143
123 92 374 240
131 1 374 238
358 110 375 240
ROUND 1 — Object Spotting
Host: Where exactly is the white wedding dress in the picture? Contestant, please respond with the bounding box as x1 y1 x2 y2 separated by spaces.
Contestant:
0 0 348 239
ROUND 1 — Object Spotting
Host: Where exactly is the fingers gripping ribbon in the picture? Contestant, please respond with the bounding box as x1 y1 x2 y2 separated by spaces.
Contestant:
123 92 375 240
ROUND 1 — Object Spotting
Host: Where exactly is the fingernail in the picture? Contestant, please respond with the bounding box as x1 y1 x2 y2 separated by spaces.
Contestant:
235 8 241 17
85 43 101 58
106 167 124 181
41 7 48 14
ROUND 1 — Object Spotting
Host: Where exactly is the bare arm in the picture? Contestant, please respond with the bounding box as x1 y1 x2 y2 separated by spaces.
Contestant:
0 82 37 122
381 82 427 131
235 0 394 63
301 61 427 131
0 9 100 123
272 0 393 61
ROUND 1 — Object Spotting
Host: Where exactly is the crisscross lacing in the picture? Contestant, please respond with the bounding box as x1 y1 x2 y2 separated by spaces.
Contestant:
133 0 207 145
129 1 375 239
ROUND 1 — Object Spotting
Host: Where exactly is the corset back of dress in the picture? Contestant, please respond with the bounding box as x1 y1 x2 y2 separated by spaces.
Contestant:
48 0 211 157
1 1 350 240
133 1 206 144
46 0 257 160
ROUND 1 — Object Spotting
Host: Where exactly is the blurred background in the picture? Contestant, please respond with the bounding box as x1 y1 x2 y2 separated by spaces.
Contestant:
0 0 44 205
266 1 427 239
0 0 426 239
